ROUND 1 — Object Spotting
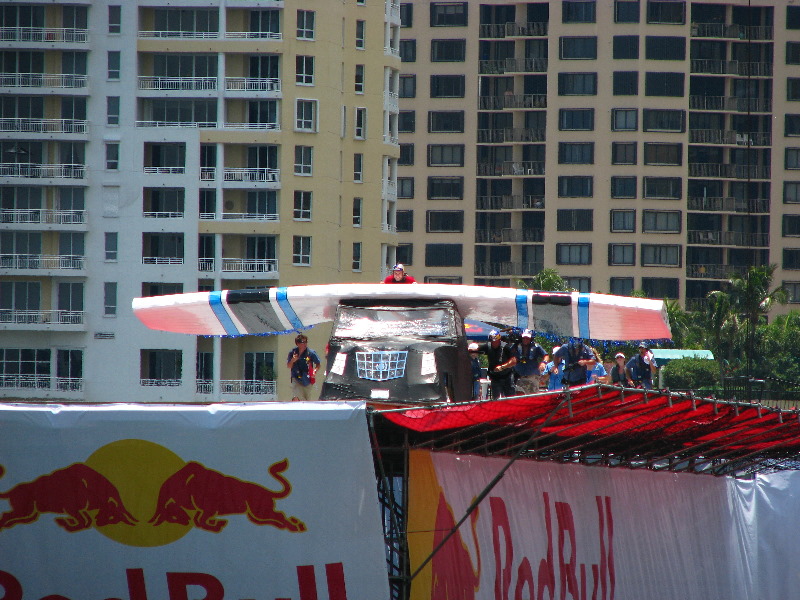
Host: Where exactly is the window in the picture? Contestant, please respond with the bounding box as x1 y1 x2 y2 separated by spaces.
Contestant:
431 39 466 62
108 5 121 34
558 142 594 164
787 115 800 137
354 107 367 139
293 191 312 220
644 143 682 165
425 244 463 267
788 42 800 65
296 56 314 85
558 176 593 197
396 244 413 266
106 96 120 126
430 75 465 98
642 109 685 132
647 1 685 24
352 242 362 271
645 72 684 97
612 142 637 165
399 40 416 62
105 232 118 261
399 144 414 165
784 215 800 237
613 36 639 59
352 197 362 226
354 153 363 181
107 51 120 80
611 210 635 232
399 74 416 97
105 143 119 170
292 236 311 266
400 4 413 27
295 99 317 132
396 210 414 232
398 111 415 133
294 145 313 175
643 210 681 233
785 182 800 204
784 282 800 303
428 176 464 199
644 177 681 199
355 65 365 93
104 282 117 316
142 282 183 297
558 73 597 95
612 108 637 131
557 209 593 231
610 277 634 296
431 3 468 26
560 37 597 60
297 10 315 40
609 244 635 266
355 20 365 49
559 108 594 131
427 210 464 233
611 176 637 198
791 6 800 29
641 245 680 267
428 111 464 133
613 1 639 22
556 243 592 265
397 177 414 198
646 36 685 62
562 1 596 23
613 71 638 95
428 144 464 166
785 249 800 270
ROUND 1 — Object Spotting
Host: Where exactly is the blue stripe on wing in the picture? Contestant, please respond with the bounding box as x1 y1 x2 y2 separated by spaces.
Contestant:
209 291 241 336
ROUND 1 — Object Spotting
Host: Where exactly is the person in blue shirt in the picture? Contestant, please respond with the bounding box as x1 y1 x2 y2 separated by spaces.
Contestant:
586 346 609 384
554 340 596 387
286 334 321 401
511 329 546 395
468 342 483 400
544 346 565 391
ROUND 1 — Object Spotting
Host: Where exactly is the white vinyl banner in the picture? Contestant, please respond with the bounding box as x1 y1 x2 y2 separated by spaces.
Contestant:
409 451 800 600
0 402 389 600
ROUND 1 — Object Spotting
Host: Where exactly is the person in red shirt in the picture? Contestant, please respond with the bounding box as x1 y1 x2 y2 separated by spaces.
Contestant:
382 264 417 284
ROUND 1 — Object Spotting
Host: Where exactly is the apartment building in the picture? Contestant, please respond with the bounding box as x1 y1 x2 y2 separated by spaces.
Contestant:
0 0 401 402
397 0 800 310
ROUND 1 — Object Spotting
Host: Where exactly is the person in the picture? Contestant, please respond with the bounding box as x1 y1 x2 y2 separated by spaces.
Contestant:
468 342 483 400
476 330 515 399
511 329 546 395
554 340 596 388
586 346 609 384
382 264 417 284
544 346 565 391
610 352 628 386
625 342 658 389
286 334 321 401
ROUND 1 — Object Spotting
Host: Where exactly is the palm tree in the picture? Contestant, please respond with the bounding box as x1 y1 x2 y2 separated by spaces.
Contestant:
701 290 739 379
520 268 573 292
663 298 692 348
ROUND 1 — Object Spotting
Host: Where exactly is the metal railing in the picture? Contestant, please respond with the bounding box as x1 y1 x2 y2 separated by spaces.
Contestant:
479 21 548 38
1 209 86 224
138 30 219 38
476 161 544 176
689 129 771 146
690 59 773 77
0 309 84 325
687 196 770 213
137 76 217 91
686 263 750 279
222 122 280 130
143 166 185 174
136 120 216 128
0 254 84 269
222 168 280 182
690 23 773 40
689 95 772 112
475 228 544 243
477 128 545 143
142 257 184 265
0 163 85 178
0 118 87 134
478 94 547 110
143 211 184 219
475 261 543 277
221 258 279 273
688 163 770 180
0 375 83 391
225 31 282 40
476 195 544 210
687 230 769 247
0 27 88 42
224 77 281 92
0 73 87 88
141 379 182 387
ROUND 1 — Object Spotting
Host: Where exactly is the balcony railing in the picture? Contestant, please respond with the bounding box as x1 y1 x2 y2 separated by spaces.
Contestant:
144 166 185 174
222 122 280 130
0 254 84 270
475 228 544 243
198 258 214 271
479 21 548 38
688 95 772 112
143 211 184 219
200 212 279 221
478 93 547 110
477 128 545 143
1 209 86 224
479 57 548 74
0 27 89 43
690 59 773 77
384 45 400 58
138 30 220 39
136 120 216 128
0 309 84 325
142 257 185 265
688 163 770 179
690 23 773 40
0 73 87 88
223 168 280 182
196 380 277 395
0 374 83 391
225 31 282 40
221 258 278 273
477 161 544 176
475 261 543 277
0 118 87 134
0 163 85 178
689 129 771 146
477 195 545 210
137 76 217 91
141 379 182 387
687 196 770 213
687 230 769 247
224 77 281 92
686 263 751 279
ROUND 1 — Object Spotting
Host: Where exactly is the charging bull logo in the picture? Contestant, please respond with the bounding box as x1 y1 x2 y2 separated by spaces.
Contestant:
0 439 305 546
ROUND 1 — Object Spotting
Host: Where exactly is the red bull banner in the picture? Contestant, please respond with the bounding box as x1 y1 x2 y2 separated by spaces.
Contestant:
0 402 389 600
408 450 800 600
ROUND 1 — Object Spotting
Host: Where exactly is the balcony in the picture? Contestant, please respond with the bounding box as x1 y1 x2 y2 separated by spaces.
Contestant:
385 0 400 23
199 211 279 221
479 21 547 38
688 163 770 180
689 129 771 146
0 375 83 392
476 161 544 176
196 379 277 397
0 254 84 270
686 263 751 279
383 133 399 145
475 261 543 277
690 59 773 77
222 121 280 131
478 94 547 110
138 30 220 39
1 208 86 224
141 378 181 387
143 211 184 219
137 76 217 91
136 120 216 128
142 257 184 265
476 195 545 210
690 23 772 41
687 196 770 213
0 73 87 88
477 128 545 143
475 228 544 243
479 58 548 75
198 258 279 274
0 27 89 43
689 95 772 112
0 309 84 326
0 163 85 179
225 31 282 40
222 167 280 183
384 46 400 58
0 118 87 134
143 166 185 175
224 77 281 93
687 230 769 247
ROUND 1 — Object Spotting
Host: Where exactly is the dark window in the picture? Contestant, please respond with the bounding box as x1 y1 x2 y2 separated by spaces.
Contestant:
785 182 800 204
611 176 637 198
558 72 597 95
613 36 639 60
647 1 685 24
430 74 465 98
642 109 684 132
645 36 685 60
784 215 800 237
643 210 681 233
399 39 416 62
396 243 413 265
428 144 464 166
424 275 462 284
788 6 800 29
787 115 800 137
644 143 682 165
641 277 679 299
428 111 464 132
789 79 800 101
612 142 637 165
399 3 413 27
560 37 597 60
642 245 680 267
397 177 414 199
787 148 800 170
788 42 800 65
398 111 415 133
427 210 464 232
556 243 592 265
612 108 637 131
644 177 682 199
399 143 414 165
396 210 413 232
609 243 635 266
431 39 466 62
430 2 468 26
611 209 636 232
613 71 638 95
784 248 800 269
399 74 416 98
610 277 634 295
562 1 596 23
425 243 463 267
557 209 593 231
559 108 594 131
558 176 593 197
645 72 684 97
558 142 594 164
615 0 640 23
428 176 464 199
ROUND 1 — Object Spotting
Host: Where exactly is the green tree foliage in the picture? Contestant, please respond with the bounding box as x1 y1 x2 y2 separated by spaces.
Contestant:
521 268 573 292
661 358 720 391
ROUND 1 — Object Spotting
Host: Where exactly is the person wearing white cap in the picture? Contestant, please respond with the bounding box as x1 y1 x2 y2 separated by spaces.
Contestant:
610 352 629 386
381 264 417 284
468 342 482 399
510 329 546 395
475 330 515 399
625 342 658 389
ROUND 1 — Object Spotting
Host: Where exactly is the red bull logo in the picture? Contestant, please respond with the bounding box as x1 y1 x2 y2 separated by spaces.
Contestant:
0 439 305 547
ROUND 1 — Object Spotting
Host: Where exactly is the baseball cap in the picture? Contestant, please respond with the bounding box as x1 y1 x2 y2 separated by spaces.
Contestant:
638 342 649 349
615 352 626 359
488 329 500 340
521 329 532 338
552 346 561 354
468 342 479 352
392 263 404 272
